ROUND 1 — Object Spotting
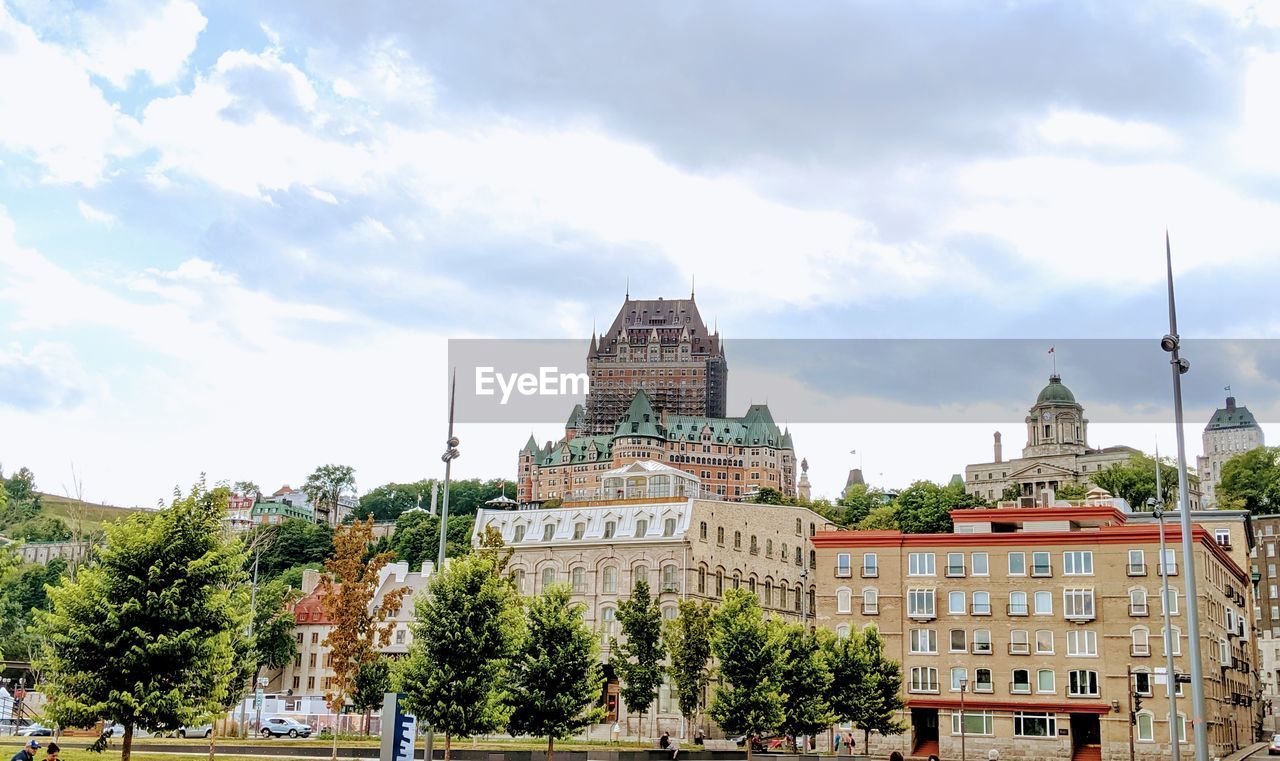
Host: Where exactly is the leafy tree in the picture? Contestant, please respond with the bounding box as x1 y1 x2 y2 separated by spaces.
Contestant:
277 563 323 590
839 483 885 527
11 516 73 542
708 588 784 760
356 480 436 521
475 524 515 576
856 504 899 531
1000 483 1024 502
505 584 606 761
750 488 785 505
663 599 714 731
398 553 520 760
351 657 392 735
1219 447 1280 514
1055 483 1089 501
775 621 832 744
37 480 247 761
385 510 475 570
0 556 68 658
303 464 357 526
233 482 261 500
1093 453 1187 509
246 519 333 581
610 578 664 739
318 518 409 761
252 579 299 676
827 626 905 749
895 480 980 534
4 466 40 508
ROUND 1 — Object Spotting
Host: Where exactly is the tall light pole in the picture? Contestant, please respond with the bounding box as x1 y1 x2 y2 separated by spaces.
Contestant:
425 369 460 761
958 676 968 761
1160 233 1208 760
1150 494 1179 761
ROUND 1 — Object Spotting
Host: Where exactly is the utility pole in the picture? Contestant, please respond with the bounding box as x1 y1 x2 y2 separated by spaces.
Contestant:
958 677 967 761
1161 233 1209 760
1151 448 1180 761
425 369 460 761
1128 665 1136 761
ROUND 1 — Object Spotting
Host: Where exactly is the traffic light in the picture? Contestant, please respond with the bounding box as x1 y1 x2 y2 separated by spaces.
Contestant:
1133 691 1143 716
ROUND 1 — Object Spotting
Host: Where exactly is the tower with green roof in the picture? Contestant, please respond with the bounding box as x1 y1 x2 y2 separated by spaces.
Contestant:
1196 394 1265 507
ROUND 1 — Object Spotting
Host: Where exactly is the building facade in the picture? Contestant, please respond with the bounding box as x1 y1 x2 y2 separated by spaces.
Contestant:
1197 395 1265 509
583 294 726 436
476 462 833 737
13 540 92 566
812 501 1256 761
965 374 1184 505
1251 514 1280 730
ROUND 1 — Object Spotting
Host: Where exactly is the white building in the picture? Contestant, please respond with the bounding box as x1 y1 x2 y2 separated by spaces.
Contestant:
1197 395 1265 508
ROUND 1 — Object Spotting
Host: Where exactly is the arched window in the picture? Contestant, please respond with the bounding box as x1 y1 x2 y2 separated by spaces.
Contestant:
662 606 677 621
601 607 617 644
836 624 851 639
697 567 707 594
1036 669 1055 694
663 518 677 537
634 565 650 589
699 522 708 541
732 571 741 589
542 523 556 541
716 570 724 596
1011 669 1030 693
513 524 526 542
541 566 556 590
794 585 802 612
972 591 991 615
764 580 773 607
795 518 802 535
1009 591 1028 616
748 576 757 596
836 588 853 614
766 539 773 557
717 526 725 545
512 568 526 594
809 549 816 569
571 567 586 594
1136 712 1155 742
1163 626 1182 656
1162 588 1180 615
734 531 742 550
750 535 759 554
863 588 879 615
1130 588 1148 616
602 566 618 594
662 564 677 591
1131 626 1150 657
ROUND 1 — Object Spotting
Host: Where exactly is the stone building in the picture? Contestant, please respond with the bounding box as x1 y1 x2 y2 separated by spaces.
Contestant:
812 499 1256 761
13 540 92 566
1197 395 1265 509
965 374 1159 504
1250 513 1280 730
475 462 834 738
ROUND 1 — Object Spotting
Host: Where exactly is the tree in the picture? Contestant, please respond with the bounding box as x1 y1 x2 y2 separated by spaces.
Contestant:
839 483 885 527
610 578 664 740
11 516 72 542
318 518 408 761
708 588 784 760
4 466 40 508
251 579 299 679
856 504 899 531
827 626 905 750
0 556 68 664
303 464 357 526
397 553 520 761
1219 447 1280 514
233 482 261 500
1093 453 1188 509
1000 483 1024 502
246 519 333 581
475 524 515 576
1055 482 1089 501
505 584 606 761
750 488 785 505
351 657 392 735
775 621 832 745
895 480 980 534
37 480 247 761
663 599 714 733
385 511 475 570
356 480 436 522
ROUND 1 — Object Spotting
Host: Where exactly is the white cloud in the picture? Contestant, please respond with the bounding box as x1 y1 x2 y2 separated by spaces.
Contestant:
1036 110 1181 152
76 0 207 88
1233 50 1280 173
77 200 118 228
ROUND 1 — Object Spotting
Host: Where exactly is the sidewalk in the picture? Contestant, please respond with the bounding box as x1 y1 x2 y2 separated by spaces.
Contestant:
1224 740 1265 761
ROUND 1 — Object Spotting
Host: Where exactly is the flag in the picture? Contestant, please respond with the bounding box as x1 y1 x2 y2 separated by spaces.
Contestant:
1048 346 1055 354
1225 385 1231 392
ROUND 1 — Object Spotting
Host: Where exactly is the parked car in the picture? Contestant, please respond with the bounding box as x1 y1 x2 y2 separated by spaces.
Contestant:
1268 733 1280 756
259 716 312 738
17 723 53 736
178 725 213 738
103 724 155 738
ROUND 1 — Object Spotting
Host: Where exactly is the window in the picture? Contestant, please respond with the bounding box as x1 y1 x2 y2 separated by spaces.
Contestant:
749 535 759 554
1128 549 1146 575
972 591 991 615
947 552 965 577
1162 588 1179 615
1008 552 1026 575
1010 629 1030 655
972 629 992 654
395 628 406 645
1068 629 1098 657
571 567 586 594
310 632 319 644
1011 669 1031 693
1130 588 1149 616
634 565 649 588
1068 670 1099 697
662 606 677 622
514 524 527 542
662 564 677 592
863 553 879 577
1009 591 1028 616
908 589 936 618
837 588 853 614
716 571 724 596
835 624 851 639
734 531 742 549
1133 671 1152 696
1014 712 1057 737
1131 627 1150 656
603 521 615 539
909 628 937 654
1163 627 1182 656
1034 590 1052 615
543 524 556 541
909 553 936 576
541 567 556 589
635 519 649 538
601 607 617 643
573 522 585 540
1064 588 1095 620
663 518 677 537
766 539 773 557
863 589 879 614
971 552 989 576
974 668 993 693
949 591 966 614
1036 669 1055 694
1216 528 1231 548
1035 630 1054 654
949 629 966 652
699 521 708 541
795 518 802 536
910 666 939 693
1064 551 1093 575
716 526 724 544
950 667 968 691
1159 548 1177 575
836 553 852 577
513 568 526 593
1136 712 1155 742
1031 551 1051 576
1171 713 1187 743
697 567 706 594
951 710 993 735
602 566 618 593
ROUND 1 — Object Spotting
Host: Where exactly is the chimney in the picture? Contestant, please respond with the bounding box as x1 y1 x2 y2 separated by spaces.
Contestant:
993 431 1003 463
1226 396 1237 411
302 568 321 595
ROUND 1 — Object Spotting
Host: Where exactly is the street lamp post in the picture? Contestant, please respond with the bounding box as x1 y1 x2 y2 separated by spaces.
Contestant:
1160 233 1209 760
1150 498 1180 761
959 677 968 761
425 369 460 761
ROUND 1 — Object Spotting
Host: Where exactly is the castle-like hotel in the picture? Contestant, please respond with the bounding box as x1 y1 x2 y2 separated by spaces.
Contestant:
516 294 798 504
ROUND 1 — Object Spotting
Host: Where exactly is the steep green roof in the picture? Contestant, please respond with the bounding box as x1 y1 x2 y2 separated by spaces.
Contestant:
565 403 585 430
521 434 541 456
1206 398 1259 431
615 390 661 437
529 434 615 466
1035 374 1078 405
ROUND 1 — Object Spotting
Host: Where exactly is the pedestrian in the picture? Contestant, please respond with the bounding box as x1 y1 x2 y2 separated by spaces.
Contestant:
834 733 842 755
846 732 855 753
10 740 39 761
669 734 680 761
927 755 941 761
694 729 705 746
987 750 999 761
660 731 670 750
888 752 904 761
44 744 59 761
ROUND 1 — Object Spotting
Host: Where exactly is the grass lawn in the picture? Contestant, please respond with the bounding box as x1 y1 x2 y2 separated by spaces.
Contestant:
38 492 145 533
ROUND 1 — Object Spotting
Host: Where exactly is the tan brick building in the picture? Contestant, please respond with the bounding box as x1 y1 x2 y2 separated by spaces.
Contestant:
476 462 834 738
812 501 1256 761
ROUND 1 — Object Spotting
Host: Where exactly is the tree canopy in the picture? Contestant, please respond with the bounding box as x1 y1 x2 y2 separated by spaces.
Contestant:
610 578 664 737
1218 446 1280 514
1093 452 1187 509
663 599 714 728
708 588 783 759
357 478 515 522
244 518 333 582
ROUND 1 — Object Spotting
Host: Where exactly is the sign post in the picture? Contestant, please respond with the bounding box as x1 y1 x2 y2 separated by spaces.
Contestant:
379 693 417 761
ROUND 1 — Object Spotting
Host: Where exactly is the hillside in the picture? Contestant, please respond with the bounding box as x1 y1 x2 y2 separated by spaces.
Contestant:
30 492 145 536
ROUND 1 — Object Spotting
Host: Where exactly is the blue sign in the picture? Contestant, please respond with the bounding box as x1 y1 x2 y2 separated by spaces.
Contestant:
379 693 417 761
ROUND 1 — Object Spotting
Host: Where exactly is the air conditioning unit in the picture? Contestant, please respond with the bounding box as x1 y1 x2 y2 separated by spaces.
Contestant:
1018 496 1037 508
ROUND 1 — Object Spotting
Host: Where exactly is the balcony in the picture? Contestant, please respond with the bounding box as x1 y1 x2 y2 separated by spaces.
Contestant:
1007 604 1029 617
908 610 937 622
1064 611 1096 623
861 566 879 578
862 604 879 615
1129 604 1149 617
972 642 993 655
835 567 852 578
1009 642 1030 655
1010 681 1031 695
1128 564 1147 576
1131 643 1150 657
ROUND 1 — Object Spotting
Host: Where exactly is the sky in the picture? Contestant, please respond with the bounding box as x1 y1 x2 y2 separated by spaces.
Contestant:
3 0 1280 507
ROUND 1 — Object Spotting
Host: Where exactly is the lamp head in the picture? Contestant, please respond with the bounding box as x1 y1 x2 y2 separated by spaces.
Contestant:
1160 334 1179 352
1176 357 1191 374
448 436 460 448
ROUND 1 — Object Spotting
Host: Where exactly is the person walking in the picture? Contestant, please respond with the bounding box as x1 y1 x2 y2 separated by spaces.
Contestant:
846 732 855 754
834 733 842 755
10 741 39 761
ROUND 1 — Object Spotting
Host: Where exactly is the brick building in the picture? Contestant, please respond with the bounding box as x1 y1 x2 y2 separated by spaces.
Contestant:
812 500 1256 761
1197 395 1265 508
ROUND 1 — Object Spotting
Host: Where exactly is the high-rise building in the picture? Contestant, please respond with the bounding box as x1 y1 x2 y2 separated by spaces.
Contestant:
583 293 726 435
1197 395 1265 508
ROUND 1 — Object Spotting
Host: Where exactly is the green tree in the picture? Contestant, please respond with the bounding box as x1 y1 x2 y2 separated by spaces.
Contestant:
775 622 832 744
610 578 664 740
246 519 333 581
251 579 299 677
708 588 783 760
856 503 899 531
0 556 68 659
827 626 905 749
357 480 435 521
749 488 785 505
895 480 980 534
351 657 392 735
1000 483 1023 502
12 516 72 542
233 482 261 499
839 483 885 527
385 511 475 570
1055 483 1089 501
303 464 357 526
505 585 606 761
4 466 40 508
1093 453 1187 509
397 553 520 761
37 480 248 761
1219 447 1280 514
663 599 714 732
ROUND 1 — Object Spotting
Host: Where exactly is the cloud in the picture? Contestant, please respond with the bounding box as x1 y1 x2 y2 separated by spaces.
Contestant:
76 0 207 88
77 200 118 228
1036 110 1181 152
0 342 92 411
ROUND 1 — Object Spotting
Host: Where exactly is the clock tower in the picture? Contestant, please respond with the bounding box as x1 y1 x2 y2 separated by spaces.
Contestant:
1022 374 1089 458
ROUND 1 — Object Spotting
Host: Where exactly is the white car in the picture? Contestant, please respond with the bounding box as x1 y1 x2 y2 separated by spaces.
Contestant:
16 723 52 737
259 716 312 738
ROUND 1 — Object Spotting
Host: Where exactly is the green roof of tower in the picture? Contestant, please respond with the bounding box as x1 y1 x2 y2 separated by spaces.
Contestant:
1035 374 1077 405
614 390 661 438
